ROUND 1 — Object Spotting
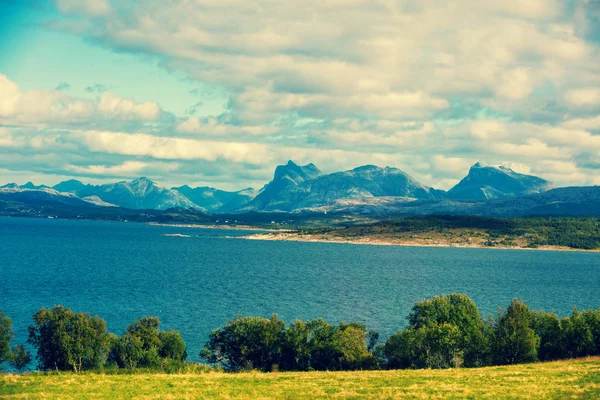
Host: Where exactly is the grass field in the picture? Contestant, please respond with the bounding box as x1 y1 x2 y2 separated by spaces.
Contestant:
2 358 600 399
1 358 599 399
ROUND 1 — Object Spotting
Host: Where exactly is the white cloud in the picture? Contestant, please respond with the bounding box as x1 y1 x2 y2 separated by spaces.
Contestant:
66 161 149 175
495 0 563 19
0 74 165 128
4 1 600 189
544 126 600 149
495 68 535 100
470 120 510 140
97 93 160 121
71 130 272 164
56 0 111 16
65 160 180 176
430 155 473 177
562 115 600 130
0 128 17 148
564 88 600 107
49 0 598 124
176 116 278 136
0 75 20 116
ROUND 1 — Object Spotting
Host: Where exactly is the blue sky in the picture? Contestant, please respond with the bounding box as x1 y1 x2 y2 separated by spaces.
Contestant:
1 0 600 191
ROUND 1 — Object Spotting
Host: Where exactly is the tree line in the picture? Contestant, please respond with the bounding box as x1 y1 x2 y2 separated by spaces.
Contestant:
1 294 600 373
306 216 600 250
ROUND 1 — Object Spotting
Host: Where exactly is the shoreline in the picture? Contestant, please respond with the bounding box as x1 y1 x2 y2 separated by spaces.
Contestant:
240 232 600 253
147 222 289 232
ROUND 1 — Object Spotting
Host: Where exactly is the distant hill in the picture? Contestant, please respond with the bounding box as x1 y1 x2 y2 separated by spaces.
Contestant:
3 161 598 217
321 186 600 217
0 186 104 210
247 161 321 210
447 162 552 201
52 177 198 210
0 183 20 189
480 185 600 217
53 179 88 193
172 185 258 212
245 162 442 211
21 182 50 190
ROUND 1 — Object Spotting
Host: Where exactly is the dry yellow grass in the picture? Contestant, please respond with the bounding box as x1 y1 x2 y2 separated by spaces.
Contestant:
1 358 599 399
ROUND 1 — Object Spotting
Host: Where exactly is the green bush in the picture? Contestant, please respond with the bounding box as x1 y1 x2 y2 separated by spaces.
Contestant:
108 317 187 369
385 323 462 369
158 330 187 361
491 300 539 365
201 314 285 372
530 311 563 361
7 294 600 374
407 294 488 367
202 316 377 372
28 306 110 372
9 344 32 372
0 313 14 370
581 309 600 355
560 309 595 359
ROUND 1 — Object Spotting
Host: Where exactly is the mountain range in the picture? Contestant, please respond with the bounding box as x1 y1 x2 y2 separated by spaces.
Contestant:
447 162 553 201
52 177 198 210
1 161 599 217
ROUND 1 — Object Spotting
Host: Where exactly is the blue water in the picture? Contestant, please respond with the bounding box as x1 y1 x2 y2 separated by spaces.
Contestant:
1 217 599 363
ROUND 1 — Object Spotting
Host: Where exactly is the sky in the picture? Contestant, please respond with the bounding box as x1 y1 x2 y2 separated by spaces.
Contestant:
1 0 600 191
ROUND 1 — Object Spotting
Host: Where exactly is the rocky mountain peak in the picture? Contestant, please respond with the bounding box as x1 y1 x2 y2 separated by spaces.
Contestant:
448 163 552 201
273 160 321 184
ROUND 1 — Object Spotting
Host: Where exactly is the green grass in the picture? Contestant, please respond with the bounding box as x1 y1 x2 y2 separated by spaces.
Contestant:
1 358 600 399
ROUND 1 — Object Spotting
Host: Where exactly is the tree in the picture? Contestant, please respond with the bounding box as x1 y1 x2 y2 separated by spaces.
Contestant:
300 319 339 371
122 317 162 368
385 323 462 369
407 293 488 367
560 308 595 359
109 332 144 369
201 314 285 372
108 317 187 369
530 311 563 361
367 330 380 353
385 327 422 369
334 323 377 370
279 319 377 371
28 306 110 372
158 330 187 361
280 320 312 371
10 345 32 372
581 309 600 355
0 313 14 370
491 299 539 365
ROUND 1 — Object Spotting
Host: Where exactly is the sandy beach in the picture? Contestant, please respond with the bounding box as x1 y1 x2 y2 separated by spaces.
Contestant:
241 232 600 253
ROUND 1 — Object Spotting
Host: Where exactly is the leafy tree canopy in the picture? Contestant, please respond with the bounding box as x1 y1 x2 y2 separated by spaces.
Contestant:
27 306 110 372
0 313 15 369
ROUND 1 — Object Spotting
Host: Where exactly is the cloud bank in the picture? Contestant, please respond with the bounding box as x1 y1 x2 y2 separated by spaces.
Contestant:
1 0 600 189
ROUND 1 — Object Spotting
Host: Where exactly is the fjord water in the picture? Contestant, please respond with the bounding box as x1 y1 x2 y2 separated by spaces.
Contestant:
1 217 599 362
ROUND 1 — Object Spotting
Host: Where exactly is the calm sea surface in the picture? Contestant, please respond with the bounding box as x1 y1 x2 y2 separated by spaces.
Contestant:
1 217 599 362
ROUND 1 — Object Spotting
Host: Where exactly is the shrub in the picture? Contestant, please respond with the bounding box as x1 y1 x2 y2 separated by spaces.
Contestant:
491 299 539 365
108 317 186 369
385 323 462 369
28 306 110 372
0 313 14 370
581 309 600 355
158 330 187 361
10 344 32 372
560 309 595 359
530 311 563 361
407 294 488 367
201 314 285 372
